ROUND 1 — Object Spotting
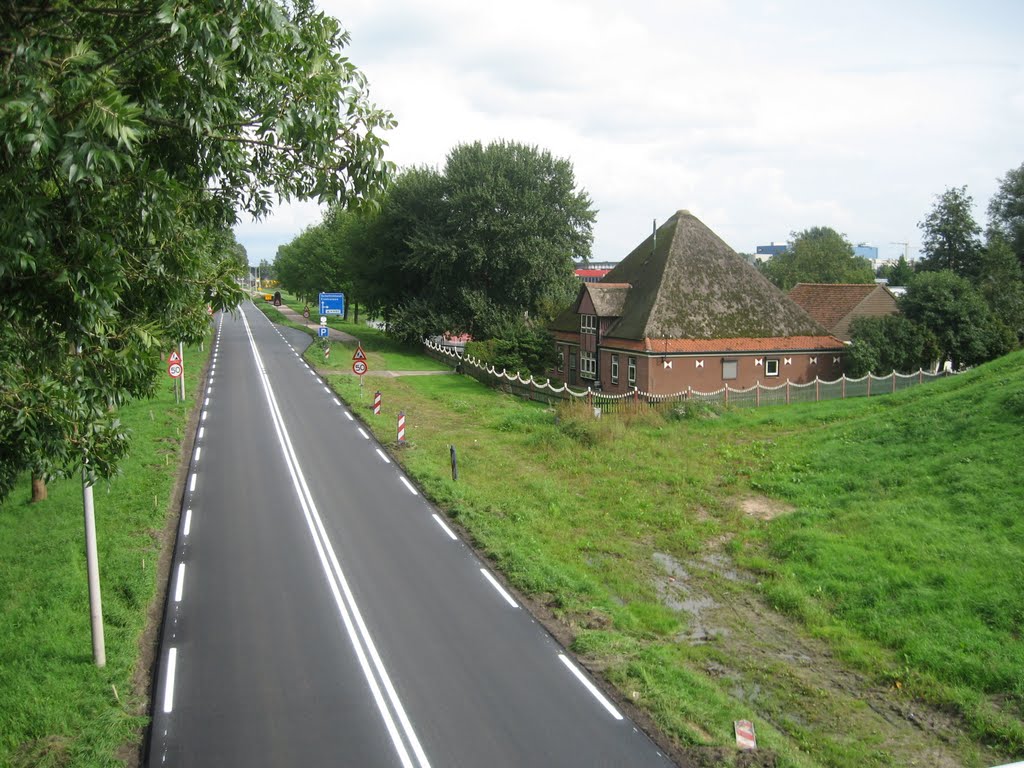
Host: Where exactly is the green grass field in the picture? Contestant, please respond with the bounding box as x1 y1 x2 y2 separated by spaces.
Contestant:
0 344 206 767
324 346 1024 766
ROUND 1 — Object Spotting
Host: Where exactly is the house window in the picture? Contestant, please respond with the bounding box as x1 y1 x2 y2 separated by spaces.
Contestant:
627 356 637 385
557 350 564 372
611 354 619 384
722 359 738 380
580 314 597 334
765 359 779 377
580 351 596 379
569 351 576 370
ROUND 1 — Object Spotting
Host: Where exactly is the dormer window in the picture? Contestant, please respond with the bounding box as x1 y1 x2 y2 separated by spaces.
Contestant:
580 314 597 334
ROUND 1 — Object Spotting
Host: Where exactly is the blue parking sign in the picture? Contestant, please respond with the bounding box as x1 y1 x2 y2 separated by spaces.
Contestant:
318 326 329 338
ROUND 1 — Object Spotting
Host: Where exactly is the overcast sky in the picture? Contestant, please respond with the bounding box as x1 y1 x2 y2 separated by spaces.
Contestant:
235 0 1023 268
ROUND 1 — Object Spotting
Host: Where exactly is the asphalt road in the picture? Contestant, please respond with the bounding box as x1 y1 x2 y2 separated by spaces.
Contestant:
148 302 675 767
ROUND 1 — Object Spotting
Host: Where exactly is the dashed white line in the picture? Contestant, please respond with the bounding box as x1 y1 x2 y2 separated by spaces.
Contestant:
400 476 418 496
194 446 201 463
198 427 205 440
358 427 370 440
174 563 185 602
333 398 341 406
201 411 208 421
432 514 457 540
480 568 518 608
183 508 192 536
163 648 177 714
344 412 353 421
189 473 197 493
375 448 391 464
206 386 211 394
204 397 210 406
557 654 623 720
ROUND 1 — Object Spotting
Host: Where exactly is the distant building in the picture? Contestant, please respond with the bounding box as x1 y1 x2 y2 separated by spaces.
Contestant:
755 242 788 261
575 268 611 283
787 283 900 343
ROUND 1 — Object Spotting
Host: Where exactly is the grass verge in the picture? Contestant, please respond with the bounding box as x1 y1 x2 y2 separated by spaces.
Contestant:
0 341 208 767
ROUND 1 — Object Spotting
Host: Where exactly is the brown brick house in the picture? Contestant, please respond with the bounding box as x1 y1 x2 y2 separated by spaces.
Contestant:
549 211 846 394
787 283 900 343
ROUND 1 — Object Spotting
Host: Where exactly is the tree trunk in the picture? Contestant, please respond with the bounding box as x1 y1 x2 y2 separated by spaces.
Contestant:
31 474 47 503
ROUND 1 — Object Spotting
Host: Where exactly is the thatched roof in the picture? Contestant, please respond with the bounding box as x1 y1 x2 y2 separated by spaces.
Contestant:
580 282 630 316
552 210 829 340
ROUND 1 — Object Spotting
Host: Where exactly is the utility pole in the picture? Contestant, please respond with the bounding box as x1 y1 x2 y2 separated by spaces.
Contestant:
82 465 106 667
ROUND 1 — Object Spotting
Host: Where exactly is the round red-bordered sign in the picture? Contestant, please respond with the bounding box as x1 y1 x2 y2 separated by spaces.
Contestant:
352 360 368 375
168 363 183 378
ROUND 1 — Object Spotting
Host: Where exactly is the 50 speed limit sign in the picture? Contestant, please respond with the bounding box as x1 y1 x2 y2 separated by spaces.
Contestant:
352 360 368 376
168 362 183 379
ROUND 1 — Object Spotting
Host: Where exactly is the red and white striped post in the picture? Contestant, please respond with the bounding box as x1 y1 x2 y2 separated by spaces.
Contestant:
373 390 381 415
397 411 406 443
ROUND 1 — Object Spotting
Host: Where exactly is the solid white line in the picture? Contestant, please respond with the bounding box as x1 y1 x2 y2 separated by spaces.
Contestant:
194 446 201 463
189 473 197 493
557 654 623 720
344 412 353 421
432 514 457 541
400 476 418 496
239 308 429 768
198 427 205 440
163 648 177 714
375 448 391 464
183 509 192 537
358 427 370 440
480 568 518 608
174 563 185 602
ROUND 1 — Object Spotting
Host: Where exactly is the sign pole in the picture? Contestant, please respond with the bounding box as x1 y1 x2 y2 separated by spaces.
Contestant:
178 341 185 401
82 467 106 667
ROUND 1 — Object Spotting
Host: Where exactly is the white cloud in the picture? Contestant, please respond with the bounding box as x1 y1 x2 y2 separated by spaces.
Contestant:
236 0 1024 266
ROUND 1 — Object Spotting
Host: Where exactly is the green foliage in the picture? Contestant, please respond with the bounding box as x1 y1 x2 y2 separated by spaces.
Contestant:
845 314 939 377
976 235 1024 341
901 270 1012 368
918 185 983 279
987 162 1024 269
762 226 874 290
0 0 394 500
876 255 915 286
464 319 557 376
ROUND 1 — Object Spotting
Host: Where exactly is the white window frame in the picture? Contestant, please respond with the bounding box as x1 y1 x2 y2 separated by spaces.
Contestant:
722 359 738 380
580 314 597 335
580 351 597 380
611 354 619 384
557 350 564 372
765 358 780 377
627 356 637 385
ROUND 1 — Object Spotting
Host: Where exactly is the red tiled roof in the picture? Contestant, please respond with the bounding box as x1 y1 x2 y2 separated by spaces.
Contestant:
787 283 881 330
575 269 611 278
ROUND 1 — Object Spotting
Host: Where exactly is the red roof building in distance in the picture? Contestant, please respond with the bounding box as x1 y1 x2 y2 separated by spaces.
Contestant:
575 268 611 283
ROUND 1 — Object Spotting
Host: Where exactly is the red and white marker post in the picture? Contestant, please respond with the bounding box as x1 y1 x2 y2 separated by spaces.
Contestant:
397 411 406 443
373 391 382 415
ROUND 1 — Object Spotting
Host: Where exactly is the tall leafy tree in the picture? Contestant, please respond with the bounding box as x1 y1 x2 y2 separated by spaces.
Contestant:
762 227 874 290
917 186 983 279
976 235 1024 342
0 0 394 500
877 255 915 287
987 162 1024 269
846 314 938 377
900 271 1012 369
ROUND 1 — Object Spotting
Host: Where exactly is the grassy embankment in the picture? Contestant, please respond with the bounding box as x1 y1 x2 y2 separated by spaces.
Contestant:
0 341 208 767
311 322 1023 768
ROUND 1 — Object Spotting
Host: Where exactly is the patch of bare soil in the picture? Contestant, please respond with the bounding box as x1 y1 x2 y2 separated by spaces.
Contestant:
652 543 1000 768
738 495 795 521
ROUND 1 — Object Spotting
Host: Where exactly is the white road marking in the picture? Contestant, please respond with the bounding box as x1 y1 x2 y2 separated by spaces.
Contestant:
201 411 207 421
204 397 209 406
375 448 391 464
432 514 457 540
174 563 185 602
206 386 211 394
189 473 196 493
344 412 353 421
198 427 205 440
194 447 201 463
400 477 418 496
557 654 623 720
358 428 370 440
183 509 192 537
239 309 430 768
323 386 330 394
480 568 518 608
333 398 341 406
163 648 177 714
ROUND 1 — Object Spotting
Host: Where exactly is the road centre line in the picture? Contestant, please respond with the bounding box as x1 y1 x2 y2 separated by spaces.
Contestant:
432 514 457 541
480 568 518 608
400 477 418 496
358 427 370 440
239 308 430 768
174 563 185 602
557 654 623 720
162 647 177 714
375 448 391 464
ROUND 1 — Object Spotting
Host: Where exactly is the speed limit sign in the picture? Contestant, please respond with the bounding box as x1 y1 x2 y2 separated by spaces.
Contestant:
168 362 183 379
352 360 367 376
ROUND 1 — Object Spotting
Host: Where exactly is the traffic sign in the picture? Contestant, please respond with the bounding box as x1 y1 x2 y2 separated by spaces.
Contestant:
302 307 310 319
352 345 366 361
168 363 183 379
320 316 327 326
319 292 345 316
318 327 329 338
169 350 182 364
352 360 368 375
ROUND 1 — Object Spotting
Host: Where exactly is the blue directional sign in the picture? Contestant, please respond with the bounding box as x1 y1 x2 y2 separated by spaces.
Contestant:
317 326 329 338
319 292 345 317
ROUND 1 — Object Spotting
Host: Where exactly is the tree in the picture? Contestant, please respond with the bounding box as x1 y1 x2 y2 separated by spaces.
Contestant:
876 255 915 287
761 227 874 290
0 1 395 501
900 271 1012 369
917 186 982 279
987 162 1024 269
976 235 1024 342
846 314 938 377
